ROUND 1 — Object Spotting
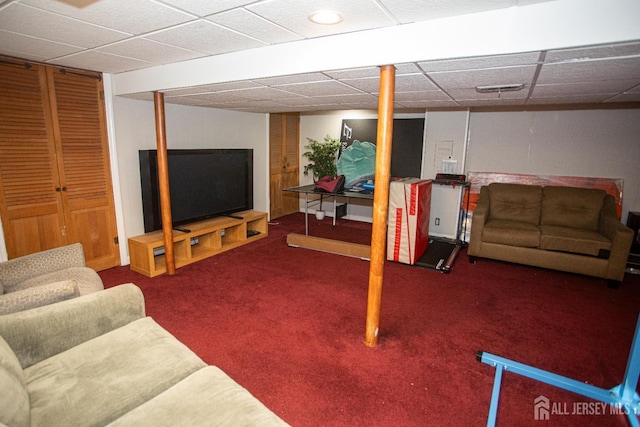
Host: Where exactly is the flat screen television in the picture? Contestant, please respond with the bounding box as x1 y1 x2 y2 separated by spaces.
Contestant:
139 149 253 233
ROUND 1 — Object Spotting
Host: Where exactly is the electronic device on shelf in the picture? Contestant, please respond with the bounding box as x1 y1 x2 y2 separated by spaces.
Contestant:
435 173 466 182
139 149 253 233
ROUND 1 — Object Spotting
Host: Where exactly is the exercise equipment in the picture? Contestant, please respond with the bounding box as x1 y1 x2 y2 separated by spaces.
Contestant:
477 313 640 426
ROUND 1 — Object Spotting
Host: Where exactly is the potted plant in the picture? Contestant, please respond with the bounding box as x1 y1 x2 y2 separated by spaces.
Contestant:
302 134 341 220
302 134 341 181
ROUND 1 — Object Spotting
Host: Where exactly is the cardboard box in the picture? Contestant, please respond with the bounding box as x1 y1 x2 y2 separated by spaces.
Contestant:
387 178 432 265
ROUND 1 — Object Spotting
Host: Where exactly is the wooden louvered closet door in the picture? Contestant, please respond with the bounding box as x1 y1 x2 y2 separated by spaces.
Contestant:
0 61 67 255
269 113 300 219
0 58 119 270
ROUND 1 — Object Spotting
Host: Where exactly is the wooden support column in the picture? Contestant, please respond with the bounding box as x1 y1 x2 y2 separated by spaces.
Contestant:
153 91 175 275
365 65 395 347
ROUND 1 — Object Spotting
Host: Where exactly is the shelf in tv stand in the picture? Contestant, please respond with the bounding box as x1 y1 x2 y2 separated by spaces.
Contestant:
128 210 268 277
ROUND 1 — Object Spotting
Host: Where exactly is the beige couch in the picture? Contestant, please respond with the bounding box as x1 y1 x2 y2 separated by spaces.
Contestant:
0 283 289 427
468 183 634 285
0 243 104 315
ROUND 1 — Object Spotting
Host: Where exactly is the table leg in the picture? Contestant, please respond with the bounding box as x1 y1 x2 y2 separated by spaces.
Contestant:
304 193 309 235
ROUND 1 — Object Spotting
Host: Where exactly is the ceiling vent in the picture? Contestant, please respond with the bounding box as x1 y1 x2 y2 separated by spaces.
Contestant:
476 84 525 93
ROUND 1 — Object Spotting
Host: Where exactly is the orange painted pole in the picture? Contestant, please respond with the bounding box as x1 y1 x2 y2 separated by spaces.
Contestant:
365 65 395 347
153 91 175 275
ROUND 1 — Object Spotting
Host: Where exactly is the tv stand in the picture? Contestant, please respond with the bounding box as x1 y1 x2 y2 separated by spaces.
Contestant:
224 214 244 220
128 210 268 277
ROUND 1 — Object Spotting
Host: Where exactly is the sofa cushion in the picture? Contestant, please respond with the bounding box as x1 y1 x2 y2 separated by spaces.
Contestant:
15 266 104 296
106 366 290 427
488 183 543 225
539 225 612 257
0 279 79 315
483 219 541 247
24 316 207 427
0 336 29 427
541 186 606 231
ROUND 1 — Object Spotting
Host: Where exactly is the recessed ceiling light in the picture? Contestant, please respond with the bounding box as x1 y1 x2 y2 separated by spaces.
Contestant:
309 10 343 25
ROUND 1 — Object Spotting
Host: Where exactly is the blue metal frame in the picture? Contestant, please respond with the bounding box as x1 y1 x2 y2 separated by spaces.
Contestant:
478 313 640 426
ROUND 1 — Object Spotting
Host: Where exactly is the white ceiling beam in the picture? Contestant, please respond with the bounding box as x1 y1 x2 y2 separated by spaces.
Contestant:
112 0 640 96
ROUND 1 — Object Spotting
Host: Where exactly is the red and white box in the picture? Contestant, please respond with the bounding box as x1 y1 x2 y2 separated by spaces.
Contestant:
387 178 432 265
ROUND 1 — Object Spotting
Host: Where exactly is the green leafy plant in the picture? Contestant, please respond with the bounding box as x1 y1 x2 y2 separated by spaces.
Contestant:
302 134 341 181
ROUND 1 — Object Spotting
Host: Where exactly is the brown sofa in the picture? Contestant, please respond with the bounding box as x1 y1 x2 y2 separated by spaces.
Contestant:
468 183 634 285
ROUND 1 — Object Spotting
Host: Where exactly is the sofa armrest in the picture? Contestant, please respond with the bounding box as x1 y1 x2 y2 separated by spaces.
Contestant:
599 214 634 281
0 279 79 315
468 186 490 256
0 283 145 369
0 243 87 292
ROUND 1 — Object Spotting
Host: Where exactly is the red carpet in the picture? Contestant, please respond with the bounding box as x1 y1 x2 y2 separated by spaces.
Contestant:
99 213 640 426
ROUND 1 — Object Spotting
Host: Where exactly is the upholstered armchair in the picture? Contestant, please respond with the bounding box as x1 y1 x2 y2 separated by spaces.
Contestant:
0 243 104 315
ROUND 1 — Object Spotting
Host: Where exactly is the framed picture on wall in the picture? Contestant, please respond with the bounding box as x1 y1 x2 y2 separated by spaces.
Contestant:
339 118 424 178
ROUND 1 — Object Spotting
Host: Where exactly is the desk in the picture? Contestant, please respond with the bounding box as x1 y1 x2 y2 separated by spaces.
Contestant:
284 184 373 259
284 184 373 235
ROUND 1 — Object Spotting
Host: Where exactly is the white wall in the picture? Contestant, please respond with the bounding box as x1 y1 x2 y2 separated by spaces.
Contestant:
298 108 640 234
466 109 640 223
423 111 470 238
112 97 268 264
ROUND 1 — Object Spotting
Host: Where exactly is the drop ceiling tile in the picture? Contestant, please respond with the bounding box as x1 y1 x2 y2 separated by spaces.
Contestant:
537 57 640 84
98 38 204 65
526 94 613 104
324 63 421 80
47 50 154 73
544 41 640 63
461 98 527 106
160 0 257 17
312 93 379 104
274 80 365 97
165 81 263 96
229 86 303 100
121 92 155 102
395 63 424 74
626 84 640 93
530 80 639 98
21 0 195 34
324 67 381 80
398 99 458 108
276 97 339 107
0 29 82 61
168 96 236 107
380 0 514 23
145 20 266 55
255 73 331 86
0 3 129 48
395 74 440 91
246 0 396 38
395 90 451 102
606 92 640 103
429 65 537 90
230 99 295 111
341 73 439 93
206 8 301 44
339 77 386 93
168 92 250 103
418 52 541 72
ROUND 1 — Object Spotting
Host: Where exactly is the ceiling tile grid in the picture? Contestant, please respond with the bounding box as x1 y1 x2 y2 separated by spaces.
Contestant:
205 8 302 44
1 0 639 112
